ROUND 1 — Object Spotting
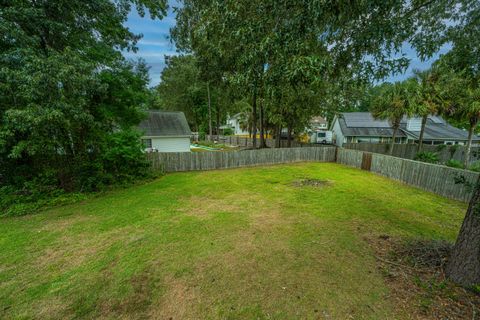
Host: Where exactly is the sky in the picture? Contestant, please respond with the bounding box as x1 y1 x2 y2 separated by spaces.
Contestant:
123 3 179 87
123 4 449 87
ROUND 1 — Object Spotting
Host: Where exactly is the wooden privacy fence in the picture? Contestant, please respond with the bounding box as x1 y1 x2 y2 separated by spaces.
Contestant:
344 142 480 165
147 146 336 172
337 148 478 202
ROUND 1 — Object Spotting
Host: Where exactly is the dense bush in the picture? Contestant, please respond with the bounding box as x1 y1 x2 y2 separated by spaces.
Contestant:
101 130 150 182
223 128 234 136
0 185 87 217
414 151 439 164
0 128 156 217
445 159 464 169
448 145 459 159
435 144 447 152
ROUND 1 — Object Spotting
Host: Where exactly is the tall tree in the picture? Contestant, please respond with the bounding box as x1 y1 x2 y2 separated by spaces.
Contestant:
437 69 480 168
371 82 415 155
411 69 442 151
153 55 208 132
0 0 167 190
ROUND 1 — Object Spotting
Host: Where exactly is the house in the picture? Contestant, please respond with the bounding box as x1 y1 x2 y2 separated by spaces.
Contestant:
309 116 328 131
138 111 192 152
331 112 480 147
225 113 249 135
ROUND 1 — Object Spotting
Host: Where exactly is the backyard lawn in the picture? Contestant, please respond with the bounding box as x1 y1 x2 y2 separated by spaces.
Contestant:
0 163 468 319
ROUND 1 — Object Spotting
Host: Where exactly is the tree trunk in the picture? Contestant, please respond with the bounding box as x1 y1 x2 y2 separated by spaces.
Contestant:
287 125 292 148
446 176 480 287
215 103 220 140
389 126 398 155
418 114 428 152
251 84 257 149
259 97 266 148
193 110 199 133
464 122 477 169
207 81 212 141
275 125 281 148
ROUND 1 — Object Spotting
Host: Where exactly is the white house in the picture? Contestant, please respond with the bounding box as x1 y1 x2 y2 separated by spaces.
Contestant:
331 112 480 147
138 111 192 152
225 113 249 135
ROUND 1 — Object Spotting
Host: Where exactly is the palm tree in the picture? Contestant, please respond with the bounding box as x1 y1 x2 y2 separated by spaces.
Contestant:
411 69 442 151
438 70 480 168
371 82 414 155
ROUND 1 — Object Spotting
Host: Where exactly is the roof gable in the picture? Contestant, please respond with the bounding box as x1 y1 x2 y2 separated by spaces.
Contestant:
138 111 192 137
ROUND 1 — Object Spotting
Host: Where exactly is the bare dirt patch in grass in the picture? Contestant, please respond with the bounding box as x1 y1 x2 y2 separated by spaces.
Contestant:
38 213 96 233
367 235 480 319
149 276 199 320
34 296 69 320
291 178 333 188
99 271 155 319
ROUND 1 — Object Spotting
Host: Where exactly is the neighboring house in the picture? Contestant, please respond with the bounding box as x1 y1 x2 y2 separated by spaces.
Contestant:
331 112 480 147
225 113 249 135
138 111 192 152
309 116 328 131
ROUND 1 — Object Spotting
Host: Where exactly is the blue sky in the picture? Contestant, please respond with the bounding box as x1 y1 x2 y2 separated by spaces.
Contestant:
123 4 449 87
123 4 179 87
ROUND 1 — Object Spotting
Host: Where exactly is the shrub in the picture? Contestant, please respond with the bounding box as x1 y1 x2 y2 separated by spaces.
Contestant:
414 151 439 164
0 181 87 217
223 127 234 136
101 129 149 180
435 144 446 152
0 129 156 217
445 159 464 169
469 161 480 172
448 145 459 159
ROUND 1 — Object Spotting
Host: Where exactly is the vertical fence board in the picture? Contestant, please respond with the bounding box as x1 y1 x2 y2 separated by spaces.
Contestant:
146 146 337 173
344 142 480 165
336 148 477 202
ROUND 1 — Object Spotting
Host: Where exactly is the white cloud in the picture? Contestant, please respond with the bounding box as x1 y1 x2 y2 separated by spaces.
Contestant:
138 39 172 46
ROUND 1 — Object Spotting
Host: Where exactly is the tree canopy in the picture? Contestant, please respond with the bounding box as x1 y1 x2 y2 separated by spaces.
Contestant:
0 0 167 192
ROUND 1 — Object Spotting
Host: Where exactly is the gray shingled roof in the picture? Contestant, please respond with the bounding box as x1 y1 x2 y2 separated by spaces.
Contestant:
138 111 191 137
339 112 479 141
405 119 480 141
338 115 407 137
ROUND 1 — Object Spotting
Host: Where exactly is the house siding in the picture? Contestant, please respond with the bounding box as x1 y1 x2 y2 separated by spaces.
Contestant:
226 117 249 135
149 137 191 153
332 118 345 147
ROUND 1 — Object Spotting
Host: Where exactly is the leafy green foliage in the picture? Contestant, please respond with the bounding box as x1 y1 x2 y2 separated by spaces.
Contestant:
469 161 480 173
0 185 87 218
445 159 465 169
415 152 440 164
0 0 167 197
151 55 240 135
222 128 234 136
0 0 169 215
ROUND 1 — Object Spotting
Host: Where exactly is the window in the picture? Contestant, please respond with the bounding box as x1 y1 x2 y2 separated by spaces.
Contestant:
317 132 326 138
142 139 152 149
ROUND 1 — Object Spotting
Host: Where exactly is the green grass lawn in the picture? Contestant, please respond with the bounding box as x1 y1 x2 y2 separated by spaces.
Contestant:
0 163 467 319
